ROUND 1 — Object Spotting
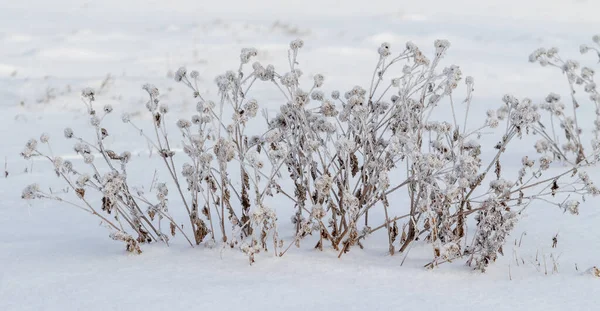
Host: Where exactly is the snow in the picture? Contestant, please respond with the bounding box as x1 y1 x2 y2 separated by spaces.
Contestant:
1 1 599 310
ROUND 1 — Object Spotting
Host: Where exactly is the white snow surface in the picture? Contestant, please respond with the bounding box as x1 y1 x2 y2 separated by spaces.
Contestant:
1 1 600 310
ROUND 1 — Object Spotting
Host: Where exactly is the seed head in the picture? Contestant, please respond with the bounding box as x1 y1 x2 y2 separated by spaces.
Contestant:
40 133 50 143
174 67 187 82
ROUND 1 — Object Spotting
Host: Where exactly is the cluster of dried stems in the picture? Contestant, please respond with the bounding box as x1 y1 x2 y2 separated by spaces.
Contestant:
21 36 600 271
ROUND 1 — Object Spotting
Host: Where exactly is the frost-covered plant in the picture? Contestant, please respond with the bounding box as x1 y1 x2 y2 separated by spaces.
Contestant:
253 39 597 271
20 38 599 271
528 35 600 165
20 93 185 253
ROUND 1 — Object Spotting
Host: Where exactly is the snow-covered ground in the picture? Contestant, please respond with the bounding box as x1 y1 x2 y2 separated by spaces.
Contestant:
1 1 599 310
